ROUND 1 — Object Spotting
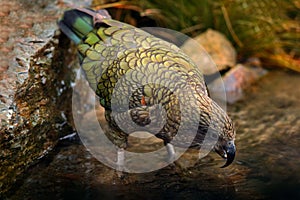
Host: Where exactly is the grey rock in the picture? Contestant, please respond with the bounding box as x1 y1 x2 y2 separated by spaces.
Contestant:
209 63 267 104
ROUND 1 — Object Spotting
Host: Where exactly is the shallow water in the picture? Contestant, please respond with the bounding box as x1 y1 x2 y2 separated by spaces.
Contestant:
7 70 300 200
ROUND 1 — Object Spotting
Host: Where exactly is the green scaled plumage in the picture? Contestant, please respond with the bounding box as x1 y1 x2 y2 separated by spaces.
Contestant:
58 8 236 168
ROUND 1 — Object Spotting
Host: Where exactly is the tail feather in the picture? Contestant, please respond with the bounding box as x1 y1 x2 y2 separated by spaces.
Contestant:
58 8 104 44
58 20 82 44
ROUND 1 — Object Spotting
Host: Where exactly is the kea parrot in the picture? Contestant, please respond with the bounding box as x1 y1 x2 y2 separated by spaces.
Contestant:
58 8 236 171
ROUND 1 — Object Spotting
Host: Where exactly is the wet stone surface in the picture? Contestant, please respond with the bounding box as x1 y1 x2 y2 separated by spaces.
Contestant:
6 70 300 200
0 0 92 195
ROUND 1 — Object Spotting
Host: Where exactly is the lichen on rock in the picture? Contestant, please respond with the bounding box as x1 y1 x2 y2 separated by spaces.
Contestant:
0 0 80 195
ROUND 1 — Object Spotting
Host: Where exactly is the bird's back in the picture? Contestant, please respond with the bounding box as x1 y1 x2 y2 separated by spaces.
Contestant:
58 8 208 110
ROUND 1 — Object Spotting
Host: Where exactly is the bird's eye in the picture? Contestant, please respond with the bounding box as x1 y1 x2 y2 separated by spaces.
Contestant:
209 132 218 139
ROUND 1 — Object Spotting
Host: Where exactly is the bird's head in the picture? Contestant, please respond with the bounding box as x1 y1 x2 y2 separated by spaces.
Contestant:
195 95 236 168
213 126 236 168
211 103 236 168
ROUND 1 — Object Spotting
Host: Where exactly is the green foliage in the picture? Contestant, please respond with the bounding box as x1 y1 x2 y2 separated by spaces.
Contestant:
93 0 300 71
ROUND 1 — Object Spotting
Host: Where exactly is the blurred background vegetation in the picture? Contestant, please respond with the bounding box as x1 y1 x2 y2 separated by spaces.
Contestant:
91 0 300 72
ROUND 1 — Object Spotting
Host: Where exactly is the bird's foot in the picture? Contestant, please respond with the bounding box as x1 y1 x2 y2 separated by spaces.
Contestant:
165 143 191 174
116 170 126 179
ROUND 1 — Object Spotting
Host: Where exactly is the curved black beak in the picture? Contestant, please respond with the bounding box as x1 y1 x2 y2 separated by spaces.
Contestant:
220 141 236 168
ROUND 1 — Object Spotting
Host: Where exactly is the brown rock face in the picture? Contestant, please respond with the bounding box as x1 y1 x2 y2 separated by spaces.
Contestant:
0 0 83 195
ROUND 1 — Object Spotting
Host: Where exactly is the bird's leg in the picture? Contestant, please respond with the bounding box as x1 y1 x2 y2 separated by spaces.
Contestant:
166 143 176 163
116 148 125 171
116 148 126 178
166 143 189 174
104 110 127 173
